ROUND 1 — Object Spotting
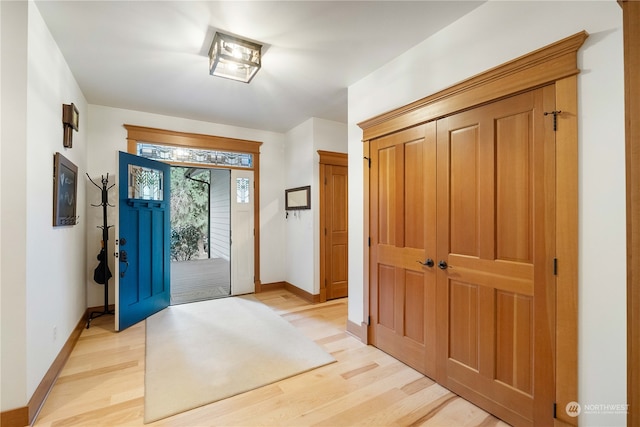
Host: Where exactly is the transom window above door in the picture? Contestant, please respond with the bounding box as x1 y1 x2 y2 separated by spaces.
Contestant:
136 142 253 168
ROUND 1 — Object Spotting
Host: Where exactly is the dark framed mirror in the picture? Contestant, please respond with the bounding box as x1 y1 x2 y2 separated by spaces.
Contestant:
285 185 310 210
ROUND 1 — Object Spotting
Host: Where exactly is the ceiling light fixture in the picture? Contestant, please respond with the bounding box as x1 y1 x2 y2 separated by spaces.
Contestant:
208 32 262 83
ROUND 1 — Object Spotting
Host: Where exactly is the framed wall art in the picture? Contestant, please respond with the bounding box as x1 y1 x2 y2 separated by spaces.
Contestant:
53 152 78 226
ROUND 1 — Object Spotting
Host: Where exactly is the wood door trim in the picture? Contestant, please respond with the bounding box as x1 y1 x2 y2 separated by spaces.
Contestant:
552 75 579 426
362 140 371 344
620 1 640 426
358 31 587 141
360 33 586 425
319 162 328 302
124 125 263 292
318 150 347 166
318 151 347 303
124 124 262 154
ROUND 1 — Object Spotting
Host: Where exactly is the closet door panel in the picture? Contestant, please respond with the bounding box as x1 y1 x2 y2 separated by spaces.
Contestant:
449 125 480 258
436 88 555 426
369 122 437 378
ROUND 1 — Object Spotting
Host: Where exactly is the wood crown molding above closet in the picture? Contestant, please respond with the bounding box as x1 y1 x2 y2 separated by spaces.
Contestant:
358 31 588 141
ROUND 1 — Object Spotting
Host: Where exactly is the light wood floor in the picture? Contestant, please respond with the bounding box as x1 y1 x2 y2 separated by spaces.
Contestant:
33 289 510 426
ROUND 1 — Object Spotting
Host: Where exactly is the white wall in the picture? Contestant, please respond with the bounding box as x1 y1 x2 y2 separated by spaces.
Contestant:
1 1 89 410
86 105 287 306
348 2 625 426
26 0 88 398
284 118 347 295
0 0 28 411
284 120 315 292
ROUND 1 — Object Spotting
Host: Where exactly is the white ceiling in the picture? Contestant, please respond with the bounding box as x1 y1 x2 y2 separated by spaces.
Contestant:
35 1 484 133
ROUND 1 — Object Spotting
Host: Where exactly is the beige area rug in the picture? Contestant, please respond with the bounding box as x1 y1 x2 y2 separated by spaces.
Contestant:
144 295 336 423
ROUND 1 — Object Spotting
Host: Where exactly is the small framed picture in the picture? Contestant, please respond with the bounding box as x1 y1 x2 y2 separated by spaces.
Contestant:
53 152 78 226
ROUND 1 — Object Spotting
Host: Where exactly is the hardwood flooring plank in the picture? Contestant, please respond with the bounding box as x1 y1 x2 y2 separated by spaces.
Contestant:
420 397 511 427
406 394 459 426
50 397 144 427
363 383 453 426
310 388 409 427
340 362 379 379
54 360 139 384
401 376 437 395
314 331 350 346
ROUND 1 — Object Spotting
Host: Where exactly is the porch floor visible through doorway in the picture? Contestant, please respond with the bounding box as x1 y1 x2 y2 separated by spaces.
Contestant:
170 258 230 305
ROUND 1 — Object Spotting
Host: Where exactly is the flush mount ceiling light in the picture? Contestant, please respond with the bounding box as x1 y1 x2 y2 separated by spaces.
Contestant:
208 32 262 83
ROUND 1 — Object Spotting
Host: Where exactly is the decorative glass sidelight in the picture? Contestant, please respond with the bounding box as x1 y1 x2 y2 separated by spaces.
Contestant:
128 165 164 200
137 143 253 168
236 177 250 203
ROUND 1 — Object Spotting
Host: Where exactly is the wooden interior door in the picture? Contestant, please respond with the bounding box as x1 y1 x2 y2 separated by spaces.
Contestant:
323 163 349 300
369 122 437 377
435 87 556 426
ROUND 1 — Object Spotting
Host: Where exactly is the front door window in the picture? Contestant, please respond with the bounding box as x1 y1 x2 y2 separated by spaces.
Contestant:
128 164 163 200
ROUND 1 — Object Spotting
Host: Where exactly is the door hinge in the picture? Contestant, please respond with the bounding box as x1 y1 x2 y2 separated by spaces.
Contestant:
553 258 558 275
367 315 371 326
553 402 557 418
325 228 327 235
368 237 371 247
363 156 371 168
544 110 562 131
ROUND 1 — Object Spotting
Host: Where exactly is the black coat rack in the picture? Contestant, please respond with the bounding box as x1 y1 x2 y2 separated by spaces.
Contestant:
86 173 115 328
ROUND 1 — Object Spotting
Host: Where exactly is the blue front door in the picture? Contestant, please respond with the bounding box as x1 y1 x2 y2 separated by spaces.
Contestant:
117 151 170 331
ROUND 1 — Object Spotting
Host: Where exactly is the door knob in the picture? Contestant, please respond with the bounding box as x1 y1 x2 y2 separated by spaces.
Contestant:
438 260 448 270
417 258 435 268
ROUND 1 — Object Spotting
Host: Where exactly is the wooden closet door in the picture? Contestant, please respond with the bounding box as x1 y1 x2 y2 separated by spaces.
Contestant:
325 164 348 300
369 122 437 377
435 87 556 426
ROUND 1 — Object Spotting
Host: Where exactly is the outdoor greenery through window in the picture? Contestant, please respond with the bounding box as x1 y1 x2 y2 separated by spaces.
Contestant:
170 167 210 261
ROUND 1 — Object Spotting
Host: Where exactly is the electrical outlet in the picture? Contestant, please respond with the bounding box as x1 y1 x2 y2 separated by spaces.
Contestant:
53 326 57 341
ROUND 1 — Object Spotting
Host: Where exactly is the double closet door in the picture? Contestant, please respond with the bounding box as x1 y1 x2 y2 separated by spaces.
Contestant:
369 86 556 426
